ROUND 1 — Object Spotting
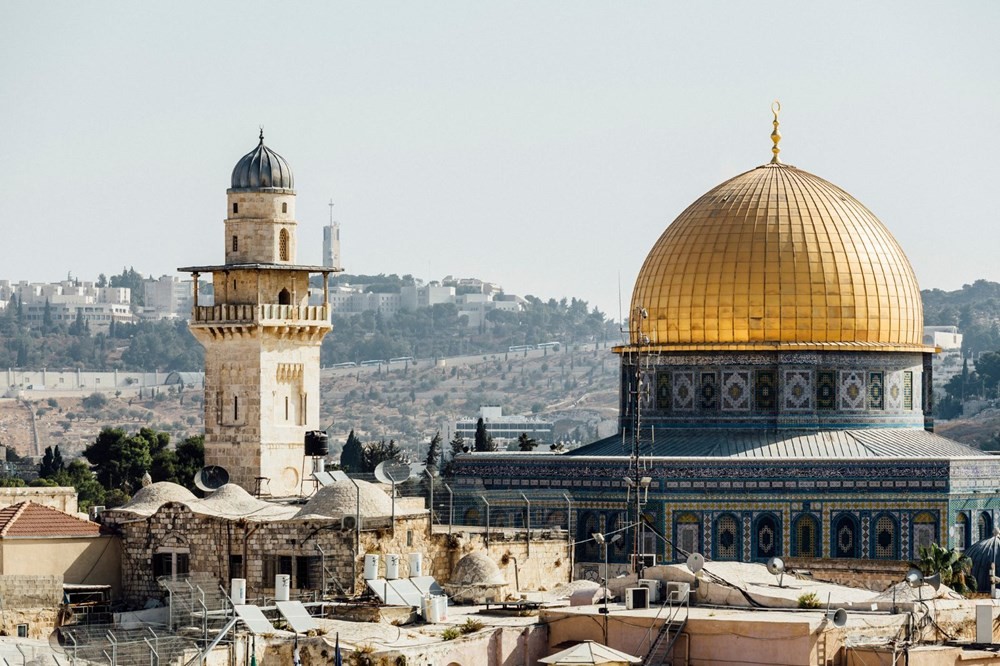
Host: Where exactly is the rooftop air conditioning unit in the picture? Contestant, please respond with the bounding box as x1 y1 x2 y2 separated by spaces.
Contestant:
625 587 649 610
638 579 661 603
342 515 361 531
666 582 691 604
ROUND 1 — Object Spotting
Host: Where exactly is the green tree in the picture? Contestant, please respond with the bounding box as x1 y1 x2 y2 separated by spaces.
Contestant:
474 418 489 452
517 432 538 452
174 435 204 489
918 543 976 595
83 427 153 493
362 439 403 473
425 431 443 469
340 430 365 473
82 392 109 410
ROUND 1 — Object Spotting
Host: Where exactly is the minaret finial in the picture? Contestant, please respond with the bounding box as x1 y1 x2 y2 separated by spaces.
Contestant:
770 101 782 164
258 126 264 143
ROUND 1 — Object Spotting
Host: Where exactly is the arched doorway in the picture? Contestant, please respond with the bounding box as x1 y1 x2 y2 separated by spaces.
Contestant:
872 513 899 559
278 288 291 305
714 513 740 561
793 514 820 558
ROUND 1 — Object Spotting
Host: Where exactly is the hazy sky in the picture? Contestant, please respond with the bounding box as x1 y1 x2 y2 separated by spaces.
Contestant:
2 2 998 318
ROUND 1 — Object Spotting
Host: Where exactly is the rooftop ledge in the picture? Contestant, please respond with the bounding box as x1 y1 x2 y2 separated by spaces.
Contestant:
190 303 331 325
178 263 342 273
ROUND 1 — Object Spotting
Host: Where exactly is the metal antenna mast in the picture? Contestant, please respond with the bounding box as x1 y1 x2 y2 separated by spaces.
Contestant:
629 306 651 572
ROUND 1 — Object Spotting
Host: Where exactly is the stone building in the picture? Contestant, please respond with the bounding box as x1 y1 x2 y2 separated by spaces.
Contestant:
451 108 1000 577
179 132 337 496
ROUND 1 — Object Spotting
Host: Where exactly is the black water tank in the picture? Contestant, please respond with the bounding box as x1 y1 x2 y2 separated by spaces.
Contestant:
304 430 329 457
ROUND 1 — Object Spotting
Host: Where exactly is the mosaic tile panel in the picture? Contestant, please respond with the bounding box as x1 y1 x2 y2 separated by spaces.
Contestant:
743 514 752 562
903 371 913 410
886 371 903 410
839 370 866 411
868 372 885 410
783 370 813 410
672 371 695 411
861 514 870 558
817 369 836 410
754 369 778 411
721 371 751 411
901 513 910 559
656 372 671 411
700 372 719 411
640 371 654 410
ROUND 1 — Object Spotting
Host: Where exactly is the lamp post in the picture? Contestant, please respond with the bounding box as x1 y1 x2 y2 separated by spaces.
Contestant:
593 531 623 645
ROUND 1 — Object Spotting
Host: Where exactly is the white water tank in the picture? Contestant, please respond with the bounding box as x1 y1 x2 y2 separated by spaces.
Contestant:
274 575 291 602
427 595 448 623
408 553 423 577
385 554 401 580
363 554 380 580
231 578 247 605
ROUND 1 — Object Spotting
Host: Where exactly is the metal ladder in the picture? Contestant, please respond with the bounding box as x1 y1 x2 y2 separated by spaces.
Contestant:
639 587 689 666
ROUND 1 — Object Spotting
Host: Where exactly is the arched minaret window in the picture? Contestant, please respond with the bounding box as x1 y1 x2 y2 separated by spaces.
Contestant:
281 202 288 214
232 235 238 252
279 229 289 261
278 288 290 305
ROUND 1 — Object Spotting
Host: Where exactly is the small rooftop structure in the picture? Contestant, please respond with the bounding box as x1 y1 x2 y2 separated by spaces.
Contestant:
295 479 394 519
0 501 99 537
444 552 508 604
539 640 641 665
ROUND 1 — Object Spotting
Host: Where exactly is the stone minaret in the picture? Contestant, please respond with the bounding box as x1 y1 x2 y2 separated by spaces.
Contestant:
181 132 334 496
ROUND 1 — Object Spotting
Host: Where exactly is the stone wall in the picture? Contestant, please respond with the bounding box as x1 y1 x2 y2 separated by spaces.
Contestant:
0 575 62 638
786 557 912 592
0 486 78 514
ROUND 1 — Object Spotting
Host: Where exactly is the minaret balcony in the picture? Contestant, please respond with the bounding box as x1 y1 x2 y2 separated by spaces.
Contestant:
190 304 331 340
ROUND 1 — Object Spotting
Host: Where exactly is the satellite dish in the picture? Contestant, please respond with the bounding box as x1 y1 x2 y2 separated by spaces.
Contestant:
766 557 785 576
686 552 705 574
194 465 230 493
905 568 924 588
827 608 847 627
374 461 411 485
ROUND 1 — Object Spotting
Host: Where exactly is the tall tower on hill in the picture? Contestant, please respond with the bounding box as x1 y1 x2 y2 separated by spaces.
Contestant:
323 199 342 270
180 132 336 496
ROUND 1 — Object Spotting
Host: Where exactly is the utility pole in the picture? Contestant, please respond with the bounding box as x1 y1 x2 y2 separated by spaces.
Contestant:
629 306 651 573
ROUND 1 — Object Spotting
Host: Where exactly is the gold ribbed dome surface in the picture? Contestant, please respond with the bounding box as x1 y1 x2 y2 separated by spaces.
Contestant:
631 162 926 350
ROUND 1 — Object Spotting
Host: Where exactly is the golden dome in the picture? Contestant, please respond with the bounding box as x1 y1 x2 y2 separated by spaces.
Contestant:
630 162 927 351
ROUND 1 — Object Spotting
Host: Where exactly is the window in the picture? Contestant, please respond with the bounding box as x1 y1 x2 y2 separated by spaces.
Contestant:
979 512 993 542
833 514 859 558
233 395 239 422
715 514 739 561
153 550 190 580
278 288 291 305
279 228 289 261
301 393 307 425
407 530 414 547
913 512 937 554
233 203 238 214
676 513 701 559
233 279 237 291
281 202 288 214
793 515 819 558
230 554 243 579
16 624 27 638
232 235 238 252
874 514 898 559
754 514 779 560
955 513 969 551
285 396 289 421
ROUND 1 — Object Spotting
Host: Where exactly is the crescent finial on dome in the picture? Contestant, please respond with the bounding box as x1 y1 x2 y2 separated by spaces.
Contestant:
770 100 782 164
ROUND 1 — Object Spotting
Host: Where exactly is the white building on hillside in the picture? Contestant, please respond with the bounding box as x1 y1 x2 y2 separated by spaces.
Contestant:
0 279 135 333
142 275 193 320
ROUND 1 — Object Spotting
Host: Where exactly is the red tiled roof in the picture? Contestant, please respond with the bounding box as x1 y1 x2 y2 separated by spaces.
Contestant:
0 502 100 537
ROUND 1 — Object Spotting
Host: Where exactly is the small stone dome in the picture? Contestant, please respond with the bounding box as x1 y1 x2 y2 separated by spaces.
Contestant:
964 530 1000 592
230 131 294 191
450 552 505 586
295 479 393 519
117 482 197 515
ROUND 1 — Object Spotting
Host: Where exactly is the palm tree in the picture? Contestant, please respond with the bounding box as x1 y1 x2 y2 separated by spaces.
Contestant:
918 543 976 595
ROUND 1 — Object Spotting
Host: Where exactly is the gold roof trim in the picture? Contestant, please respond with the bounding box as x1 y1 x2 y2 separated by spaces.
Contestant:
612 342 936 354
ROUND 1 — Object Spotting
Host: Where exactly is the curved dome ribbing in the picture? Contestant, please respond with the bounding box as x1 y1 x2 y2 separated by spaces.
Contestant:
631 163 925 349
230 133 294 191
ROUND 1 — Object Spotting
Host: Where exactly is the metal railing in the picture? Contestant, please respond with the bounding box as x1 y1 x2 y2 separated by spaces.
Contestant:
192 304 329 324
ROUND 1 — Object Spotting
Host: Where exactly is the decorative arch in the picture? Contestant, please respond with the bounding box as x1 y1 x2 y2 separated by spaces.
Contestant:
832 513 860 559
463 507 480 525
872 513 899 560
577 511 600 562
674 512 701 562
955 512 969 551
546 509 567 528
279 228 290 261
713 513 740 561
978 511 993 543
752 513 780 560
912 512 937 557
792 514 820 558
278 288 291 305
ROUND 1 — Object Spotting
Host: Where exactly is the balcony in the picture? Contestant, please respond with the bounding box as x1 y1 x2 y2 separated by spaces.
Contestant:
190 304 331 341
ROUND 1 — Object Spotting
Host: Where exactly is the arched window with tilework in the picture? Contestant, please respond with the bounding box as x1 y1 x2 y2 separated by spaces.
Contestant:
714 513 740 561
873 513 899 559
793 514 820 558
832 513 860 558
978 512 993 543
674 512 701 561
753 513 780 560
577 511 600 562
912 512 937 556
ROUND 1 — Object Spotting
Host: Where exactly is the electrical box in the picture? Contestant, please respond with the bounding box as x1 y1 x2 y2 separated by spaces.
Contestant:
977 604 993 644
625 587 649 610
